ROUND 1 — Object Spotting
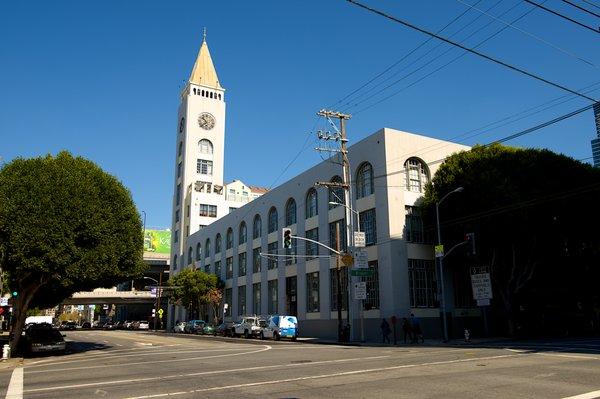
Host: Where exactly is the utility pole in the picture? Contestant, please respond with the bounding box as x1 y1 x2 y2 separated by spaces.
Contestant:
335 224 343 342
315 109 355 341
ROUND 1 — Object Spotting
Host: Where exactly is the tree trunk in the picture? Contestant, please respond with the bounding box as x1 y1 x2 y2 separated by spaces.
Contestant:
10 283 41 353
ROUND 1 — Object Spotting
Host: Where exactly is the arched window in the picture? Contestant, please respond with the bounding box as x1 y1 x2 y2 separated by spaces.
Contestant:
285 198 296 226
173 255 178 269
193 88 196 95
268 207 278 233
178 142 183 157
202 89 205 97
356 162 374 199
188 247 193 265
226 228 233 250
239 222 247 244
215 234 222 253
305 188 318 218
196 243 202 261
253 214 262 239
199 139 213 154
210 92 213 99
205 239 211 257
328 175 345 209
218 94 222 100
405 158 429 193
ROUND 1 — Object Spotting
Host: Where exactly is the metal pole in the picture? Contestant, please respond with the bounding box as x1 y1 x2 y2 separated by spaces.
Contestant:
340 117 354 340
436 201 449 342
336 223 343 342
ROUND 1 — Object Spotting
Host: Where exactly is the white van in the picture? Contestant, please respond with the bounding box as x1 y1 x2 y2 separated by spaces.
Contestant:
260 315 298 341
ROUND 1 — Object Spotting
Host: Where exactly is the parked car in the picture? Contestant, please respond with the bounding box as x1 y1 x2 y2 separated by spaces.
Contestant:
184 320 205 334
104 322 117 330
23 324 66 355
202 324 215 335
233 316 265 338
130 321 141 330
173 321 187 333
138 321 150 330
124 321 134 329
260 315 298 341
215 322 233 336
81 321 91 329
60 321 77 331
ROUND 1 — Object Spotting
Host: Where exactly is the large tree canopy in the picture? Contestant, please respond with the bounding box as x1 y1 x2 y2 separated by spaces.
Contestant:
422 144 600 336
0 151 146 350
168 268 220 320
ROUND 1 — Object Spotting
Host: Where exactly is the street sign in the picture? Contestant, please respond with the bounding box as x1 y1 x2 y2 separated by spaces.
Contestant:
476 298 490 306
353 248 368 269
350 268 374 277
354 282 367 300
158 308 164 315
435 244 444 258
354 232 366 248
341 253 354 266
471 270 493 301
0 298 8 306
150 287 157 297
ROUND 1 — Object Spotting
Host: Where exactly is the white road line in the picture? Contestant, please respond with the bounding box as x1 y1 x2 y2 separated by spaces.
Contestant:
123 354 525 399
5 367 23 399
23 355 389 393
26 345 272 374
535 353 600 361
561 390 600 399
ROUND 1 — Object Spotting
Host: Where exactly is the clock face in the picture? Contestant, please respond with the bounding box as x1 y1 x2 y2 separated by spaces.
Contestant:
198 113 216 130
179 117 185 133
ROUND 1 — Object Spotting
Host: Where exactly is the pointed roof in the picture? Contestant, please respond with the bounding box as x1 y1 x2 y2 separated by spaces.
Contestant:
189 32 222 89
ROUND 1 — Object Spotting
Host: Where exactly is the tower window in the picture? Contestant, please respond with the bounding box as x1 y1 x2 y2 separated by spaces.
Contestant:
202 90 205 97
199 139 213 154
210 92 213 99
218 94 221 100
197 159 213 175
193 88 196 95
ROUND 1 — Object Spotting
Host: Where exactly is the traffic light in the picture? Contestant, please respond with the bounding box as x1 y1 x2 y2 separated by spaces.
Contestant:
465 233 476 255
282 228 292 249
11 291 17 298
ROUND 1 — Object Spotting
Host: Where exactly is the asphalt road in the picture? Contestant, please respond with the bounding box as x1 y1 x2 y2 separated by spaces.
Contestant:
2 331 599 398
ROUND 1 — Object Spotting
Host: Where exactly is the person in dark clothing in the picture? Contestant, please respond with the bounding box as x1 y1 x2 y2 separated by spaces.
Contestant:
401 317 412 344
410 313 424 343
380 318 391 344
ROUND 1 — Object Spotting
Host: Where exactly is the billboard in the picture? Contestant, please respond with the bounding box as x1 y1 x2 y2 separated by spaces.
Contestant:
144 229 171 254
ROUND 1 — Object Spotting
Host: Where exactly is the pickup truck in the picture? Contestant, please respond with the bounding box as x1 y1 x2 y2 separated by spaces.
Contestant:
232 316 266 338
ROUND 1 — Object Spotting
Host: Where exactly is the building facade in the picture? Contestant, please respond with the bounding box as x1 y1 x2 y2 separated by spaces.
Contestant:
592 102 600 168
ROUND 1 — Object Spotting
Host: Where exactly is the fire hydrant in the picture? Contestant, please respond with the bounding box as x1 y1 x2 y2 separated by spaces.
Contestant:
2 344 10 360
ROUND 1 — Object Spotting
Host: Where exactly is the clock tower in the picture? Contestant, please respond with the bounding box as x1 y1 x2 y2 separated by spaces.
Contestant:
171 31 226 268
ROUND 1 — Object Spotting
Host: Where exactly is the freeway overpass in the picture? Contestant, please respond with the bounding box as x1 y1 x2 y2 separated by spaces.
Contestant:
62 289 156 305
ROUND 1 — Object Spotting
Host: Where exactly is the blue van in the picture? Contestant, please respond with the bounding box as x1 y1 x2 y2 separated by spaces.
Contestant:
260 315 298 341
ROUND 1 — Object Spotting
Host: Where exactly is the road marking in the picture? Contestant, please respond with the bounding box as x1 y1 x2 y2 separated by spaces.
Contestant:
123 354 524 399
26 345 272 374
5 367 23 399
561 390 600 399
23 355 389 393
535 353 600 361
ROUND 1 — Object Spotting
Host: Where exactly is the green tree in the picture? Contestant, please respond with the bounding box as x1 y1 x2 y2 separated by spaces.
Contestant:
422 144 600 336
168 268 219 320
0 152 146 351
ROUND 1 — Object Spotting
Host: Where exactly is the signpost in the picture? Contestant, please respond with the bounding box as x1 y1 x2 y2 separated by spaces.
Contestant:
353 249 368 269
471 266 493 336
353 232 366 248
341 253 354 267
435 244 445 258
350 268 374 277
353 282 367 300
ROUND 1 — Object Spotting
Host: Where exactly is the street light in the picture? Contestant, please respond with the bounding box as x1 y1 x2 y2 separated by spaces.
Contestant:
143 276 160 331
436 186 464 342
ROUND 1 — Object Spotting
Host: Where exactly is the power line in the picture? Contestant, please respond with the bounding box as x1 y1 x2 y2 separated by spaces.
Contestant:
345 0 598 102
560 0 600 18
581 0 600 11
522 0 600 33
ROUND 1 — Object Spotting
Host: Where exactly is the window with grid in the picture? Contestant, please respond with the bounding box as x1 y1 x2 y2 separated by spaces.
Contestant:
361 261 380 310
238 285 246 316
187 247 193 265
356 162 374 199
268 280 278 315
253 215 262 239
408 259 437 308
199 204 217 217
328 176 345 209
195 243 202 261
253 247 262 273
404 158 429 193
226 257 233 279
224 288 232 317
205 239 211 257
239 222 247 244
226 228 233 250
268 208 278 233
305 228 319 260
214 260 221 278
405 206 424 243
359 208 377 246
306 272 320 313
238 252 247 277
328 219 347 253
285 198 297 226
176 184 181 203
267 242 278 270
197 159 213 175
215 234 222 253
285 238 297 266
253 283 261 315
330 268 349 311
305 188 318 218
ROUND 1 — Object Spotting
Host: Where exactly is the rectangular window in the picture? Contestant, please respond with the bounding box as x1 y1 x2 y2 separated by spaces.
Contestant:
197 159 213 175
186 205 190 218
267 242 278 270
224 288 232 317
199 224 207 230
306 272 320 313
359 208 377 246
238 252 247 277
305 228 319 260
362 261 380 310
204 264 210 274
253 282 261 315
329 219 347 253
229 207 237 213
238 285 246 316
214 260 221 278
253 248 262 273
408 259 437 308
226 257 233 279
174 230 179 243
268 280 278 315
176 184 181 204
330 268 348 311
199 204 217 218
175 210 180 223
177 162 181 178
286 276 297 316
405 206 424 243
285 238 297 266
229 189 235 194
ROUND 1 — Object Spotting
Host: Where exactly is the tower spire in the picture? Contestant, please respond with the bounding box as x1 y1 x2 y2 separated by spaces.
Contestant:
202 27 207 43
189 29 222 89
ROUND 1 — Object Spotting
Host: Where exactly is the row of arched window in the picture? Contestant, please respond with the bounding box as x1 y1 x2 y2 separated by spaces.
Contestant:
192 87 222 101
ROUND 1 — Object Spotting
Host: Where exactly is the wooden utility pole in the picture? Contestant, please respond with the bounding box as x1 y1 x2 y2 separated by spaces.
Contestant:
335 223 343 342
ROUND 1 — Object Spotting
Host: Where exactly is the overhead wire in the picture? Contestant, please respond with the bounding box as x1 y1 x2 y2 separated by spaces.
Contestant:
560 0 600 18
521 0 600 33
581 0 600 11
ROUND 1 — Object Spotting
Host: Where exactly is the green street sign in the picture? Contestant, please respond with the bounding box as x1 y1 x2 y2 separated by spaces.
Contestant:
351 269 374 277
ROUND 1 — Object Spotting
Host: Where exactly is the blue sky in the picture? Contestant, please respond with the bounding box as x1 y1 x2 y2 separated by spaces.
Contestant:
2 0 599 228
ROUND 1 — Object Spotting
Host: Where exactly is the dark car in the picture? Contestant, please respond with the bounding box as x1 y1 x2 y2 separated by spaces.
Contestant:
60 321 77 331
184 320 205 334
24 325 66 355
81 321 91 329
215 322 234 337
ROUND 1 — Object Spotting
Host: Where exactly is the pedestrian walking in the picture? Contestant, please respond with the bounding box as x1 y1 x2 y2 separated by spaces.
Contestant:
410 313 424 344
401 317 412 344
380 318 391 344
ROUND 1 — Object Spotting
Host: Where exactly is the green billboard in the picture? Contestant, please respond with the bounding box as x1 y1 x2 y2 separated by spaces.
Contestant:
144 229 171 254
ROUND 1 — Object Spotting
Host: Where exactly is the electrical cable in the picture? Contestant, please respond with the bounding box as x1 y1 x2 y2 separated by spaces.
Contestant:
560 0 600 18
581 0 600 11
345 0 598 102
522 0 600 33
